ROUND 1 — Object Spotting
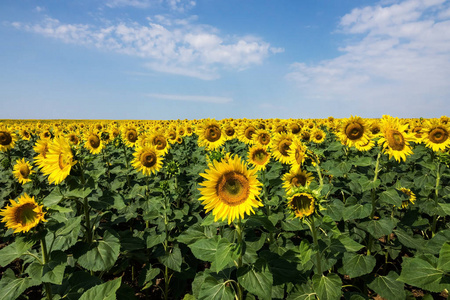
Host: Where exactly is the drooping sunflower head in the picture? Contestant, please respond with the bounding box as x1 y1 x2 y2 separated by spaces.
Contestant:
196 119 226 150
0 193 47 234
282 167 314 192
198 154 262 224
131 145 164 176
287 192 316 219
40 137 77 185
422 119 450 152
13 158 34 185
300 129 311 142
247 145 271 171
0 126 17 152
399 187 416 209
271 132 295 164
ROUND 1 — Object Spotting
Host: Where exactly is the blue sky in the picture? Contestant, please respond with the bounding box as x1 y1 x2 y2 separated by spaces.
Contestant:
1 0 449 120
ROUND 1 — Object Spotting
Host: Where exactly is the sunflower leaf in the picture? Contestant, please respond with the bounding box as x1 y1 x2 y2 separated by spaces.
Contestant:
0 237 35 267
368 271 405 300
312 273 342 300
79 277 122 300
237 259 273 300
198 276 234 300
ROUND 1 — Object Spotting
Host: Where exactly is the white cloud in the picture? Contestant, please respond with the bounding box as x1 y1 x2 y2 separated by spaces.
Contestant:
105 0 196 12
11 15 281 80
287 0 450 116
146 93 232 103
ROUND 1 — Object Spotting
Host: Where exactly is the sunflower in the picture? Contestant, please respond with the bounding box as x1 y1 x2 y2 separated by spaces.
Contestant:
196 119 226 150
253 129 271 146
13 158 34 185
237 122 257 145
399 188 416 209
247 145 271 171
84 131 103 154
421 119 450 152
33 139 50 169
354 139 375 152
122 126 139 148
282 168 314 192
0 126 17 152
287 192 316 219
67 132 80 146
271 132 295 164
148 132 170 155
223 124 237 140
287 138 308 168
310 128 326 144
40 137 77 184
19 127 32 141
336 116 372 148
0 193 46 233
198 154 262 224
378 116 414 162
132 145 164 176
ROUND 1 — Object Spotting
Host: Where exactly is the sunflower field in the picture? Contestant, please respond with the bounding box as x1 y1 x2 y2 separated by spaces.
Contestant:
0 116 449 300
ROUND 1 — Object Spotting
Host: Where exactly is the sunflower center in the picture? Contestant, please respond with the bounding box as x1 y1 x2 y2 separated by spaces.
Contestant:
58 152 72 170
244 126 256 140
291 124 301 134
0 131 12 146
386 129 405 151
89 135 101 148
205 125 221 142
225 127 235 137
258 133 270 145
315 132 323 141
19 165 31 178
278 139 292 156
126 129 138 143
69 135 79 145
153 136 167 150
140 151 157 168
291 175 306 187
252 149 269 165
429 127 448 144
291 194 313 213
216 171 250 206
14 203 37 225
345 123 364 140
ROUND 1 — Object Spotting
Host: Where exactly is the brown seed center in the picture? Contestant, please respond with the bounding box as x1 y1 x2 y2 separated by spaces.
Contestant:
216 171 250 206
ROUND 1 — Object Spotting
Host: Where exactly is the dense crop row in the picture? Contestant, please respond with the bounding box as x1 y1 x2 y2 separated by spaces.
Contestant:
0 116 449 300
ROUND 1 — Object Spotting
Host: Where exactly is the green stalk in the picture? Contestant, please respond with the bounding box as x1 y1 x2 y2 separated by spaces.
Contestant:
312 154 324 192
308 216 323 275
261 170 274 244
431 163 441 237
40 238 53 300
83 197 93 244
235 218 244 300
162 190 170 300
122 144 131 189
368 151 382 256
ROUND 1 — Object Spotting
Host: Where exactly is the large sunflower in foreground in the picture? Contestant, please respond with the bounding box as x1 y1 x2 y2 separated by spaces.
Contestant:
40 137 77 184
0 193 46 233
378 116 414 162
421 119 450 152
13 158 34 185
198 154 262 224
131 145 164 176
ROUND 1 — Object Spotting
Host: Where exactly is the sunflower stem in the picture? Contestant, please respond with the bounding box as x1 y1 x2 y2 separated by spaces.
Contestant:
122 144 131 189
261 170 274 244
368 151 382 256
162 189 171 300
40 238 53 300
83 197 92 244
312 153 323 192
308 216 323 275
235 218 245 300
431 162 441 237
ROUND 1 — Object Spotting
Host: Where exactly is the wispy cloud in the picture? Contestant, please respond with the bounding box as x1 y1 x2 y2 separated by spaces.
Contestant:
146 93 233 103
10 15 282 80
286 0 450 116
105 0 196 12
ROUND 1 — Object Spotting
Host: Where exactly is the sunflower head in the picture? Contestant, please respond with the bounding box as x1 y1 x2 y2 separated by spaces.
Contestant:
253 129 271 146
287 191 316 219
40 137 77 184
198 154 262 224
131 145 164 176
271 132 295 164
13 158 34 185
422 119 450 152
399 188 416 209
248 145 271 171
0 193 47 234
282 167 313 192
196 119 226 150
378 116 414 162
0 127 17 152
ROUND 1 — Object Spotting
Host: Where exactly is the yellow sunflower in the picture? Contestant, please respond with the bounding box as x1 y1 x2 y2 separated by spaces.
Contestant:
13 158 34 185
122 126 139 148
223 123 237 140
84 131 103 154
148 132 170 155
67 132 80 146
399 188 416 209
282 168 314 192
421 119 450 152
287 138 308 168
40 137 77 185
19 127 32 141
131 145 164 176
237 122 257 145
198 154 263 224
287 192 316 219
378 116 414 162
33 139 50 169
336 116 372 148
252 129 271 147
0 126 17 152
310 128 326 144
247 145 271 171
0 193 46 234
196 119 226 150
271 132 295 164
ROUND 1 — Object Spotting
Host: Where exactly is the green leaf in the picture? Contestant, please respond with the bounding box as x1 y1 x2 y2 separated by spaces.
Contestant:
177 224 208 245
341 253 376 278
438 203 450 216
188 236 219 262
214 238 237 272
79 277 122 300
76 231 121 272
237 259 273 300
312 273 342 300
286 283 316 300
379 188 403 207
398 256 450 293
158 244 182 272
359 218 395 239
438 242 450 271
198 276 234 300
343 204 372 221
65 187 93 199
0 276 41 300
330 235 364 253
368 271 405 300
46 216 82 252
0 237 35 267
138 265 160 290
43 186 64 207
393 228 425 251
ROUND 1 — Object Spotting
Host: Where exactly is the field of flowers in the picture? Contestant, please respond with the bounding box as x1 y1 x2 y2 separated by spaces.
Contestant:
0 116 449 300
